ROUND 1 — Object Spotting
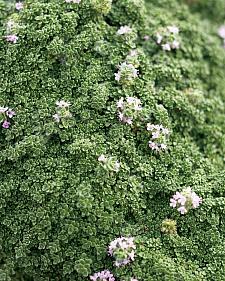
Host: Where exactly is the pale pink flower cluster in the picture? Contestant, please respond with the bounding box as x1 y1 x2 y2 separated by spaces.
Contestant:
143 35 150 41
155 25 180 51
53 100 72 123
117 25 132 35
108 237 136 267
5 34 18 44
65 0 81 3
218 25 225 48
115 62 138 85
15 2 24 10
98 154 120 172
0 107 16 129
170 187 202 214
117 97 142 125
90 270 115 281
147 123 169 151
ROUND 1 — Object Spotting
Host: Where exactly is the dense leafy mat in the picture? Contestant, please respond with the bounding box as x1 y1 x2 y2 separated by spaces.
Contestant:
0 0 224 280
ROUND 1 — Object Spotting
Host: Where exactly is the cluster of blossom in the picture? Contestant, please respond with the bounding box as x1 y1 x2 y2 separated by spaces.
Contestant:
116 97 142 125
218 25 225 48
98 154 120 173
0 107 16 129
15 2 24 10
155 25 180 51
5 34 18 43
53 100 72 123
4 3 23 44
108 237 136 267
143 35 150 41
115 62 138 85
170 187 202 214
147 123 169 151
117 25 132 35
90 270 115 281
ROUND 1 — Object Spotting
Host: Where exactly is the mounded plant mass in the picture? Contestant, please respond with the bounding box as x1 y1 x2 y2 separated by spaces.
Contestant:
0 0 225 280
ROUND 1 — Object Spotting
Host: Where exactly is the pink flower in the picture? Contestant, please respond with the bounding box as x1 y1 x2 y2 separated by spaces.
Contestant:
191 192 202 208
170 188 202 214
162 128 170 135
5 35 18 43
178 206 187 215
117 26 132 35
15 2 24 10
144 35 150 41
53 114 60 122
218 25 225 39
90 270 115 281
6 109 16 118
152 131 160 139
170 198 177 208
117 98 124 108
129 50 138 57
149 141 159 151
114 73 121 81
98 154 107 163
156 33 163 44
177 194 186 206
162 43 171 51
171 40 180 49
2 120 10 129
56 100 71 108
108 237 136 267
167 26 179 34
161 144 167 150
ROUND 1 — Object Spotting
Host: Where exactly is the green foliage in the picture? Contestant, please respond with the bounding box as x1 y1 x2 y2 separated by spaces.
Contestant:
0 0 224 280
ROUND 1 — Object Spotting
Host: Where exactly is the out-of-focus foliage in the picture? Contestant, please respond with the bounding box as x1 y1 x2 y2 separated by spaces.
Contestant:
0 0 224 280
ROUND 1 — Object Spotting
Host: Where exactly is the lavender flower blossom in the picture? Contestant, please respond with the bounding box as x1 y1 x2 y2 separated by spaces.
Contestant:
167 26 179 34
170 187 202 214
117 26 132 35
5 35 18 43
56 100 71 108
53 100 72 125
53 113 60 123
162 43 171 51
90 270 115 281
218 25 225 39
15 2 24 10
156 33 163 44
6 109 16 118
108 237 136 267
117 97 142 126
155 25 180 51
2 120 10 129
147 123 169 152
